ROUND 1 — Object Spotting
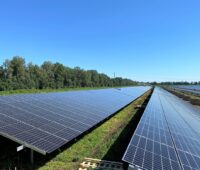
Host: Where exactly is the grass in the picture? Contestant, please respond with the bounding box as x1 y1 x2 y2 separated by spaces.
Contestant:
0 86 133 96
37 90 151 170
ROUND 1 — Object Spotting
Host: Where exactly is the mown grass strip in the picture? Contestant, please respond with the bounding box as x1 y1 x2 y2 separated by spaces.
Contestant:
38 90 151 170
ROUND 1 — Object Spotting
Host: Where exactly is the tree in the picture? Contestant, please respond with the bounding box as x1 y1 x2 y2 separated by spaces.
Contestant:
53 63 65 88
10 56 26 78
0 56 138 91
41 61 55 88
89 70 99 86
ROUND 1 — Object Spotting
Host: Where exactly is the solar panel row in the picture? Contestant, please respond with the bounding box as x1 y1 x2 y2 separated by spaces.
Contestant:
0 86 151 155
160 89 200 170
123 87 200 170
173 86 200 95
174 85 200 91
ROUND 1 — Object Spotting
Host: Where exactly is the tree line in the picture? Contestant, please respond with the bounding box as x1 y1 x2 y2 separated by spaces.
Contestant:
0 56 138 91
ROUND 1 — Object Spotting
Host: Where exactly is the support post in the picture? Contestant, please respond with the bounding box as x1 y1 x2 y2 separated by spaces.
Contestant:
30 149 34 164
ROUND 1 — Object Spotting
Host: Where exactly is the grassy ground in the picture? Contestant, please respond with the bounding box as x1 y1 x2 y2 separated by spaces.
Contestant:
0 86 132 96
37 90 152 170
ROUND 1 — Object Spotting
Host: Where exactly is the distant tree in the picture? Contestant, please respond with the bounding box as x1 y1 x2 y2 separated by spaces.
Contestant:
99 73 110 86
53 63 65 88
0 56 138 91
89 70 99 86
0 66 4 79
41 61 55 88
10 56 26 78
63 67 73 87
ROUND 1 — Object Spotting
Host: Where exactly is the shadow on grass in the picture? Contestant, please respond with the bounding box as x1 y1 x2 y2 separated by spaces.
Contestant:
0 137 44 170
101 91 152 166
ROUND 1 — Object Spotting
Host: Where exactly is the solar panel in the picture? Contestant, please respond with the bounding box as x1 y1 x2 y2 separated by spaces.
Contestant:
0 86 151 155
173 85 200 95
174 85 200 91
123 88 181 170
159 88 200 170
123 87 200 170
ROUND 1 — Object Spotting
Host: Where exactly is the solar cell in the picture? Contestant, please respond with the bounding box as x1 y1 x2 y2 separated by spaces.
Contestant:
0 86 151 154
123 87 200 170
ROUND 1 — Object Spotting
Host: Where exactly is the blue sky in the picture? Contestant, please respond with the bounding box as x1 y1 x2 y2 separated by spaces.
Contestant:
0 0 200 82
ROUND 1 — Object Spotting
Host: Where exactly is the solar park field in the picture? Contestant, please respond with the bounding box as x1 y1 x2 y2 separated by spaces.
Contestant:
1 86 200 170
123 87 200 170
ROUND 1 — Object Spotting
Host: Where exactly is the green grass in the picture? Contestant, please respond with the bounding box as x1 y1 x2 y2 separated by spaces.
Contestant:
38 90 151 170
0 86 133 96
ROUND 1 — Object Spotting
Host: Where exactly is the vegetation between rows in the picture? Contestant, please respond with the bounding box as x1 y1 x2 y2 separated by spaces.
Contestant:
37 90 151 170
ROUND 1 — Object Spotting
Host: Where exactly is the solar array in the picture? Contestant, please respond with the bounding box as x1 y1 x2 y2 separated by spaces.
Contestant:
175 85 200 91
173 85 200 95
0 86 151 155
123 87 200 170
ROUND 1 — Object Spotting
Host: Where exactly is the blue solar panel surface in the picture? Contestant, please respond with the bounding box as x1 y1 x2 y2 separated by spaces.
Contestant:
123 87 200 170
173 85 200 95
0 86 151 154
174 85 200 91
